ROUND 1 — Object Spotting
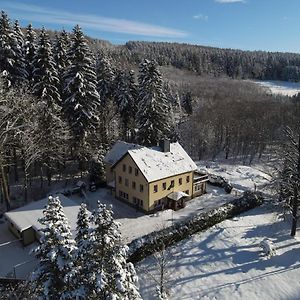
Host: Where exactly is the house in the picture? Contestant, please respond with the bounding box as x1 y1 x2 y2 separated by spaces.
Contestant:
104 140 208 212
4 194 81 246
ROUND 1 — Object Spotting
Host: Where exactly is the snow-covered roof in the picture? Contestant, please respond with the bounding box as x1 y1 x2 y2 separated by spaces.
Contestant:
5 194 81 235
167 191 189 201
104 141 140 165
128 142 197 182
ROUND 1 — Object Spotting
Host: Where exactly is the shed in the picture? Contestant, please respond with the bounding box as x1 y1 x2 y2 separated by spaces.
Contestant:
4 194 81 246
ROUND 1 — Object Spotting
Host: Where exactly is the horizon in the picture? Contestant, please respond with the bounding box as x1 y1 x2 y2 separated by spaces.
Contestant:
1 0 300 54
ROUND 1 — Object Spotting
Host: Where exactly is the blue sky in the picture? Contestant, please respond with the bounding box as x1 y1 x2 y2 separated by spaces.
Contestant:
2 0 299 53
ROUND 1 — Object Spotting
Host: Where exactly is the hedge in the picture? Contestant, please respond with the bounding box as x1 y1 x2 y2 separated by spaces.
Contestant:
128 191 264 263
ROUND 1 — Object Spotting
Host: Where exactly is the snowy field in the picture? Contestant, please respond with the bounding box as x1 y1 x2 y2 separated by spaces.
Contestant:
0 157 274 279
252 80 300 97
137 204 300 300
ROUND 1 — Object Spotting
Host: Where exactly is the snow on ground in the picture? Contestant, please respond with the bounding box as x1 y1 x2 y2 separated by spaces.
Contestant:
0 221 37 279
197 156 274 194
137 204 300 300
0 158 273 279
252 80 300 97
69 186 235 243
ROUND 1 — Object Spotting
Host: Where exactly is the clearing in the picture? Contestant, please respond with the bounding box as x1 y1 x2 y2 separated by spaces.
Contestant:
137 204 300 300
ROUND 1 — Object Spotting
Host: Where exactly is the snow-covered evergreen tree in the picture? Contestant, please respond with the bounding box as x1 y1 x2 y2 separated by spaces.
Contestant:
63 25 100 143
33 28 61 107
84 202 142 299
13 20 24 50
25 23 36 83
115 69 137 141
54 30 70 95
66 203 92 299
0 11 27 86
96 50 115 105
136 59 172 146
31 196 76 299
89 143 107 185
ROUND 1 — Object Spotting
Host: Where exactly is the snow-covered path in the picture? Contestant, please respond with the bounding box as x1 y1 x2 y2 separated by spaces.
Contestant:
137 204 300 300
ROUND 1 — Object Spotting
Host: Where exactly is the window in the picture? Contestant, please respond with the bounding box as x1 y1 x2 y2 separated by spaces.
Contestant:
118 176 122 184
154 184 158 193
170 180 175 188
140 200 143 207
129 166 132 174
162 182 166 190
186 175 190 183
135 168 139 176
123 164 126 172
119 190 129 200
179 178 182 185
125 178 129 187
132 181 136 189
140 184 144 193
185 190 189 195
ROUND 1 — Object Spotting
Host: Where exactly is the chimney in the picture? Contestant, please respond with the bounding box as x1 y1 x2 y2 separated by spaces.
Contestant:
159 139 170 152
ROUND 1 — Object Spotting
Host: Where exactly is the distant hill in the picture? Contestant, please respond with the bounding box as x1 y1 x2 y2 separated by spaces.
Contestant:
31 26 300 82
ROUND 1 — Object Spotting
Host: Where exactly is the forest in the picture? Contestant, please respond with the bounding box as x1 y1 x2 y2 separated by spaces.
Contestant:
0 10 299 212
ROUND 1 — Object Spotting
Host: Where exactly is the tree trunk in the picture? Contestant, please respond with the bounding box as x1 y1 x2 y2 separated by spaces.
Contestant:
1 164 10 210
13 148 18 183
291 185 298 237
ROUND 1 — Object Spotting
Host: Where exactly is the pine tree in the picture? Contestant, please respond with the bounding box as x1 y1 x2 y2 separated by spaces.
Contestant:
89 143 107 185
25 23 36 83
31 196 76 299
66 203 92 299
85 202 142 299
115 69 137 141
54 30 70 95
0 11 27 86
63 25 100 144
96 50 115 105
13 20 24 50
136 59 172 146
33 28 61 107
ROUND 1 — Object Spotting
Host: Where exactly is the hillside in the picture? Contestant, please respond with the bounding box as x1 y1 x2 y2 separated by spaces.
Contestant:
137 203 300 299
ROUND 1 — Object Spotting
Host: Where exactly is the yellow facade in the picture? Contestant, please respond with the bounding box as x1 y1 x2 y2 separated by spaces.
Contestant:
105 163 114 183
114 154 149 211
110 153 195 212
148 171 194 211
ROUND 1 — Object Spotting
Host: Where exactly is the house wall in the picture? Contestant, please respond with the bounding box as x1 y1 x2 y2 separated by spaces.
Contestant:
105 163 114 184
193 181 207 197
22 228 36 246
114 154 149 211
7 221 36 246
148 171 194 211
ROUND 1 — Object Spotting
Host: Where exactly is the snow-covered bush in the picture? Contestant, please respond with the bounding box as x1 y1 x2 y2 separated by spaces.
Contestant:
259 239 276 257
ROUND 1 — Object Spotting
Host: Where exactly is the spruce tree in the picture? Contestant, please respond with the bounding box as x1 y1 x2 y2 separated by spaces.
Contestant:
66 203 92 299
25 23 36 83
96 50 115 105
63 25 100 144
33 28 61 107
136 59 171 146
0 11 27 86
54 30 70 95
115 70 137 141
31 196 76 299
86 202 141 299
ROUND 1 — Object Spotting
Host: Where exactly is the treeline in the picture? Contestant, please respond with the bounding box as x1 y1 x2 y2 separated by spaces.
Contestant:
0 11 178 209
114 41 300 82
174 74 299 162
